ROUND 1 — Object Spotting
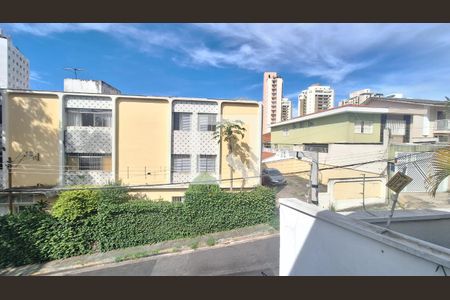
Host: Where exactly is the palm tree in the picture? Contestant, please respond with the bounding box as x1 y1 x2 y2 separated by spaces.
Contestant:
213 120 246 191
427 96 450 197
427 146 450 197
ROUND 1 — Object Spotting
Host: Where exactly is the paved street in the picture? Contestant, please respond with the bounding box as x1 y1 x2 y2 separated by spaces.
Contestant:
274 175 327 202
57 235 279 276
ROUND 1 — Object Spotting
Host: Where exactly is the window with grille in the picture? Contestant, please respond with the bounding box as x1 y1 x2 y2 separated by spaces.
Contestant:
66 109 112 127
198 155 216 173
66 154 111 171
172 196 185 203
385 119 405 135
173 112 192 131
354 120 373 134
172 154 191 172
198 114 217 131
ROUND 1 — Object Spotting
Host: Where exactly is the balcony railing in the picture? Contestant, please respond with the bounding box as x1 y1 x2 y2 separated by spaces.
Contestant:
435 119 450 131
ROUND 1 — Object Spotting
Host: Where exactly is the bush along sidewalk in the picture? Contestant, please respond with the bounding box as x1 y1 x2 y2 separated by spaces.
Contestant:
0 183 276 268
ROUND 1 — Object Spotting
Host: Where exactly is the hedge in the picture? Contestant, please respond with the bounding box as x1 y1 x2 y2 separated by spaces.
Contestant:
0 185 276 268
0 208 97 268
97 185 276 251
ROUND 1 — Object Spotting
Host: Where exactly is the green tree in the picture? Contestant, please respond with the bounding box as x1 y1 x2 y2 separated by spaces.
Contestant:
213 120 246 191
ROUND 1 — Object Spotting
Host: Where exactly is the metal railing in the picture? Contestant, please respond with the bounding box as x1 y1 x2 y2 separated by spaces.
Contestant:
435 119 450 131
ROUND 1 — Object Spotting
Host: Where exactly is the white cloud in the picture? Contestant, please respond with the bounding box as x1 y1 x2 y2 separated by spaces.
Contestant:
3 23 450 99
29 70 49 85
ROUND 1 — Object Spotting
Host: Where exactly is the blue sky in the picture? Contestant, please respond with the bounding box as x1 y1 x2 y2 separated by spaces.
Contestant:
1 23 450 116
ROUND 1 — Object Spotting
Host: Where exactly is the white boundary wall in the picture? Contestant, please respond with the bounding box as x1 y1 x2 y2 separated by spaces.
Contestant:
279 198 450 275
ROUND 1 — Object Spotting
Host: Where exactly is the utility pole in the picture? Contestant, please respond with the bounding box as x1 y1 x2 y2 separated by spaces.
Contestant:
296 150 319 205
310 151 319 205
7 157 12 214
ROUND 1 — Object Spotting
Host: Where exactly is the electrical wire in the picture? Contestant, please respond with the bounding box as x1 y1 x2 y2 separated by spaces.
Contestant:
1 151 432 193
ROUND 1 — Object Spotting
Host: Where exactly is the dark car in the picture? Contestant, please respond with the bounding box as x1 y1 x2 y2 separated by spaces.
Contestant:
262 168 287 186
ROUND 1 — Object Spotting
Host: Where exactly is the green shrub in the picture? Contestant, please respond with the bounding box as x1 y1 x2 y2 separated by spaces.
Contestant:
1 184 276 267
51 188 100 222
96 185 276 252
98 182 130 208
0 210 97 268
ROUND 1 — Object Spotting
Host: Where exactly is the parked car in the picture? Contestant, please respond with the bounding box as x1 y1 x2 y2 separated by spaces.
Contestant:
262 168 287 186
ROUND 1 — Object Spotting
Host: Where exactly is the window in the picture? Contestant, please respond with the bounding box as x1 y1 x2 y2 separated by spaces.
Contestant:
354 120 373 134
304 144 329 153
172 196 185 203
198 155 216 173
198 114 217 131
172 154 191 172
66 154 111 171
66 109 111 127
173 113 191 131
385 119 405 135
282 127 289 136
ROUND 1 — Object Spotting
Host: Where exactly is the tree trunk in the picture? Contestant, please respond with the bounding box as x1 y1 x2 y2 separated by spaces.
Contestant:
229 145 233 191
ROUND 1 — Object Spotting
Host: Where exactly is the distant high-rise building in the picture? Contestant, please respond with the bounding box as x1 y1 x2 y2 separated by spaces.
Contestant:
297 84 334 117
262 72 283 133
281 98 292 121
339 89 375 106
0 30 30 89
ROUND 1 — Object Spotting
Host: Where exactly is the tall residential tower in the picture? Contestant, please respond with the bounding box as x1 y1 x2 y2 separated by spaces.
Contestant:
297 84 334 117
262 72 283 133
0 30 29 89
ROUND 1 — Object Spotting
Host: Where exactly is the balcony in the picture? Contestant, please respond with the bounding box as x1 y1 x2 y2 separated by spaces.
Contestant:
435 119 450 132
65 127 112 153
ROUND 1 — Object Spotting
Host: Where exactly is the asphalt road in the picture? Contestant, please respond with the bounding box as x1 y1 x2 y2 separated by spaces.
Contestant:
63 235 279 276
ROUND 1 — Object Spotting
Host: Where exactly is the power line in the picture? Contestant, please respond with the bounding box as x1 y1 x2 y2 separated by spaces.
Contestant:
2 151 430 193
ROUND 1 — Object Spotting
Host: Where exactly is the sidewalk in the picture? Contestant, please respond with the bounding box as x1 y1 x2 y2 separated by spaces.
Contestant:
0 223 278 276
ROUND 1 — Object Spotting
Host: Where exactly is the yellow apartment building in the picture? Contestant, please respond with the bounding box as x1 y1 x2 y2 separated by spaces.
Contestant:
0 89 262 212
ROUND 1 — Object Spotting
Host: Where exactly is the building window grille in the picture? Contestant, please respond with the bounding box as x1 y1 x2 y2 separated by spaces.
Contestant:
385 119 406 135
198 155 216 173
173 113 192 131
66 109 112 127
172 196 185 203
198 113 217 131
172 154 191 173
66 154 112 171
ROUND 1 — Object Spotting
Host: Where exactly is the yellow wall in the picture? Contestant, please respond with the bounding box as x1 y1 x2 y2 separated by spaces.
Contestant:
220 103 261 188
129 189 186 201
333 180 383 201
116 98 170 185
264 158 380 185
7 93 60 187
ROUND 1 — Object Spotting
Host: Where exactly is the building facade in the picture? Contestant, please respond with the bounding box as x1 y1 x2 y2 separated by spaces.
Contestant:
262 72 283 134
280 98 292 122
338 89 378 106
297 84 334 117
0 31 29 89
64 78 121 95
0 89 262 211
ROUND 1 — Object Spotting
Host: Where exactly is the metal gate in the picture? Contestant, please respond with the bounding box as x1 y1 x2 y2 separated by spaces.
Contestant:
395 152 448 192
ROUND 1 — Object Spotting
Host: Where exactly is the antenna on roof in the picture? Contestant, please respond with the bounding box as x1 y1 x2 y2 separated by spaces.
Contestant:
64 67 84 79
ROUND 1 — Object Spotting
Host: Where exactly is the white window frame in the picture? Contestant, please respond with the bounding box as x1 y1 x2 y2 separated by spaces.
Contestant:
354 120 373 134
172 154 191 173
198 155 216 173
173 112 192 131
198 113 217 132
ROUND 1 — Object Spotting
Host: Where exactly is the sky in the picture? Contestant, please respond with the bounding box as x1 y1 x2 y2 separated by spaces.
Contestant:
1 23 450 116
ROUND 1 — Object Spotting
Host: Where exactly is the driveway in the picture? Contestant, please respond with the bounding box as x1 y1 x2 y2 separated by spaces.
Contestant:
53 235 279 276
274 175 327 202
